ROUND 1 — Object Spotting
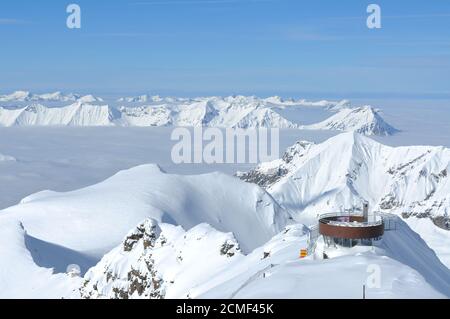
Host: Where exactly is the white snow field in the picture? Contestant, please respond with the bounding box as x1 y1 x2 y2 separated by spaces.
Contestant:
0 142 449 298
0 93 398 134
1 164 290 256
0 93 449 299
301 106 399 136
0 91 103 103
0 218 82 298
0 191 450 298
79 218 450 299
238 132 450 268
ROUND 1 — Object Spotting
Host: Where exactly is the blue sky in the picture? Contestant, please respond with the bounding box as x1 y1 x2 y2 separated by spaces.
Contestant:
0 0 450 98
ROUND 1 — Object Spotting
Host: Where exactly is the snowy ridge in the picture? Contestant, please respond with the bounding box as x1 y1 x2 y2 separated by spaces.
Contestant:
0 217 81 298
1 161 449 298
0 103 117 127
118 97 301 128
80 219 242 299
80 217 450 299
301 106 399 136
117 94 163 103
0 91 103 103
238 132 450 266
2 164 290 255
0 93 398 134
0 100 298 129
117 94 349 109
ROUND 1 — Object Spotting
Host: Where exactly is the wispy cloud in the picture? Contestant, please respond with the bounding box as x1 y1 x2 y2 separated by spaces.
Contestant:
276 25 386 43
320 13 450 22
133 0 272 5
0 18 28 25
87 32 159 38
87 30 219 38
383 13 450 19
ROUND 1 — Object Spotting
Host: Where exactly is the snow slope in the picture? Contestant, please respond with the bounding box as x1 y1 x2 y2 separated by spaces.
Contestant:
0 103 117 127
0 94 397 133
301 106 399 136
202 215 450 299
1 164 290 257
238 132 450 266
80 219 243 299
0 101 297 129
80 217 450 299
0 91 103 103
1 161 449 298
118 97 300 128
0 217 81 299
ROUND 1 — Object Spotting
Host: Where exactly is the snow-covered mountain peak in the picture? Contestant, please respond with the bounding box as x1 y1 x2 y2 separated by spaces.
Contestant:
77 94 104 103
117 94 163 103
0 93 397 133
6 90 33 101
3 163 290 256
0 90 106 103
239 133 450 237
302 105 399 136
80 219 242 299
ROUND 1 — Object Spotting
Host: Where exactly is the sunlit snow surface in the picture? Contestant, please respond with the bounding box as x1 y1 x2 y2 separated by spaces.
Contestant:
0 95 449 299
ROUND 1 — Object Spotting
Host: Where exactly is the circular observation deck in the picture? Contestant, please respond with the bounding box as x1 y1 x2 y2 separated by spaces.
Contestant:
319 213 384 240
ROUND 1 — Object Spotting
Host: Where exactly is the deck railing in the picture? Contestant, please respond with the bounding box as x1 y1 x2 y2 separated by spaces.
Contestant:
318 212 384 228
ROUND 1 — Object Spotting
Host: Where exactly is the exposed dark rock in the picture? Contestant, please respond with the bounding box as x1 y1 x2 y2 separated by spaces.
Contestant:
220 241 239 257
432 216 450 231
237 168 288 188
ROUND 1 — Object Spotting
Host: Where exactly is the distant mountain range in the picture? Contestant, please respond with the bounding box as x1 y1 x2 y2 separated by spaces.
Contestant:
0 91 103 103
0 92 399 135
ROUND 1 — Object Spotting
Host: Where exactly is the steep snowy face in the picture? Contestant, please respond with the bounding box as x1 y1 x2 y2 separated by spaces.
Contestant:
80 219 242 299
0 217 81 299
81 217 450 299
0 103 117 127
1 164 290 256
243 133 450 222
0 100 297 128
118 98 298 129
232 107 298 129
302 106 399 136
0 94 396 133
238 132 450 267
237 140 314 188
239 133 450 228
118 105 173 127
